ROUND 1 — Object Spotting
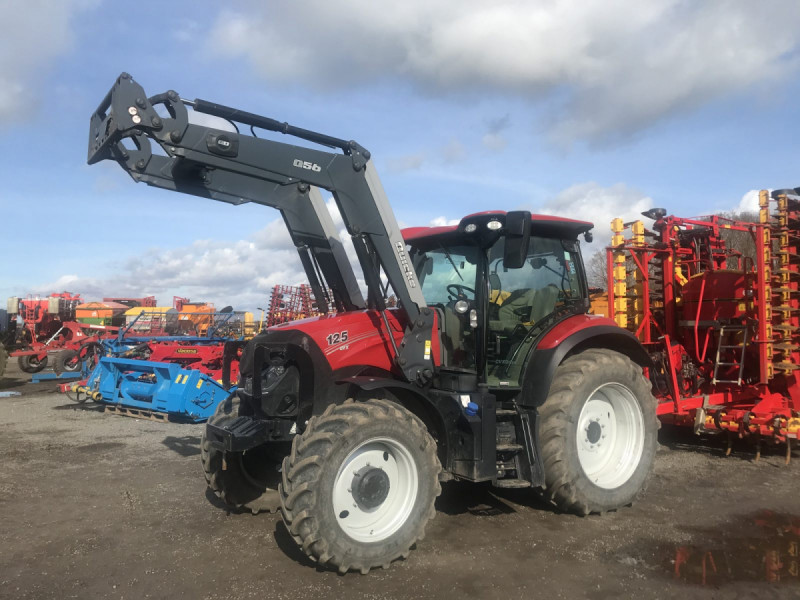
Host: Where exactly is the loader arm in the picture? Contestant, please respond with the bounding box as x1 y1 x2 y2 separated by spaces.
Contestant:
88 73 434 384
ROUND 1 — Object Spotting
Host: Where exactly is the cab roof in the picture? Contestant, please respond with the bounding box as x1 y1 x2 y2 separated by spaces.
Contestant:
401 211 593 244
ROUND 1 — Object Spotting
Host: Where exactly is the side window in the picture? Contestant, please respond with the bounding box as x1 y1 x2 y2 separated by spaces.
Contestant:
487 237 581 386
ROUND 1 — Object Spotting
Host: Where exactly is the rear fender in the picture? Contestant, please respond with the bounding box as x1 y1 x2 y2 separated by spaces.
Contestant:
520 324 651 409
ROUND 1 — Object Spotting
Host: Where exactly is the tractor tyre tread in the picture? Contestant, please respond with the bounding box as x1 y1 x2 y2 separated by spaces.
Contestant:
53 349 81 375
200 394 282 514
537 348 658 516
18 353 48 374
279 398 441 574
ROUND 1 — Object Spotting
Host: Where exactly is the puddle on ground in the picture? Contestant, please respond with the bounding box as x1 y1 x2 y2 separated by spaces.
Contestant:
640 510 800 587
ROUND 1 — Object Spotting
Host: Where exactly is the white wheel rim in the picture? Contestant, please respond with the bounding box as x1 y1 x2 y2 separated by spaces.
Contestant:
332 437 418 543
576 382 644 490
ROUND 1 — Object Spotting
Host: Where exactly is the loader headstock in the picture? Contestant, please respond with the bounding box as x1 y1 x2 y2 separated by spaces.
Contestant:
88 73 189 170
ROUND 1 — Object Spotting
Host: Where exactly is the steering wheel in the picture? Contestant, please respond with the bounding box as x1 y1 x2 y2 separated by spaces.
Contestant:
447 284 475 300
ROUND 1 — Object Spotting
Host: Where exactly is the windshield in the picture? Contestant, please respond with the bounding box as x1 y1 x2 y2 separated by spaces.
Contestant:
411 244 480 370
412 245 479 304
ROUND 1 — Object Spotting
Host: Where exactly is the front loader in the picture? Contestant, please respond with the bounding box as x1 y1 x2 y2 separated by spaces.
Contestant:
88 73 658 573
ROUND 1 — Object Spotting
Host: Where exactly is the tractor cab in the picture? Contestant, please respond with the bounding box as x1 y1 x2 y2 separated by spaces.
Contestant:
404 211 593 388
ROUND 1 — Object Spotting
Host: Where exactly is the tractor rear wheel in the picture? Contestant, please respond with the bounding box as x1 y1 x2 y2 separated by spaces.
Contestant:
537 348 657 515
280 399 441 574
53 349 81 375
18 353 48 373
200 394 284 513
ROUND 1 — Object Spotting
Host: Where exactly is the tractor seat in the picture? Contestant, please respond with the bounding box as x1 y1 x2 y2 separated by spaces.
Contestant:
530 284 559 323
489 288 537 335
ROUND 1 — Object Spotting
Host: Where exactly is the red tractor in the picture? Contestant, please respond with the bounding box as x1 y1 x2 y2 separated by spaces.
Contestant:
89 74 658 573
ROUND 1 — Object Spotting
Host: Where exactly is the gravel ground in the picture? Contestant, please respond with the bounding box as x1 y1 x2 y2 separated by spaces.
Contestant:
1 361 799 599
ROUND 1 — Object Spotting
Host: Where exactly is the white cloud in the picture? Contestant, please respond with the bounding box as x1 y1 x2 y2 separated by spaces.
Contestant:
441 139 465 163
174 19 200 43
481 133 507 151
386 153 425 173
0 0 97 126
535 182 653 251
734 189 761 214
33 199 374 313
25 183 774 311
209 1 800 144
413 182 653 251
429 217 460 227
33 219 305 313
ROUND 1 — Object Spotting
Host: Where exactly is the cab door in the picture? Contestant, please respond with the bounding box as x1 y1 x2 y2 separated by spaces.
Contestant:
486 236 585 386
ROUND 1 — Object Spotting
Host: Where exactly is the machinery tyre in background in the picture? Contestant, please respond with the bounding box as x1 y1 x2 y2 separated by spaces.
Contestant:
53 349 81 375
79 341 105 369
537 348 658 515
18 353 48 374
201 394 284 513
279 399 442 574
0 346 7 378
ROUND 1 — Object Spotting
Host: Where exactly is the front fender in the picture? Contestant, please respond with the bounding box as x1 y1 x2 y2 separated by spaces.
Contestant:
337 375 449 469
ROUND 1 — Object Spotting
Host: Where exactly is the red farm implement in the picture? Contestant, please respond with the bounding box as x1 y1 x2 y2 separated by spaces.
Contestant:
5 292 118 374
265 284 331 326
608 192 800 459
121 340 242 383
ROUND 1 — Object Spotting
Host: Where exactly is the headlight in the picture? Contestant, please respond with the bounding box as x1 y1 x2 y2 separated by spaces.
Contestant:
464 223 477 233
486 220 502 231
454 300 469 313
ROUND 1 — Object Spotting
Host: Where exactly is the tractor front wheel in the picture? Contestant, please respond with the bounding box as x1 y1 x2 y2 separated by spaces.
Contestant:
280 399 441 574
537 348 658 515
200 395 284 514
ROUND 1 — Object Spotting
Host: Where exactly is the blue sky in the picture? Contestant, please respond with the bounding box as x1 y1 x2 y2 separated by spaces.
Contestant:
2 0 800 312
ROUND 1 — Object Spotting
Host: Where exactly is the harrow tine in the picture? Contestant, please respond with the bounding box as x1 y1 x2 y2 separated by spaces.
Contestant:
755 435 761 463
725 431 733 457
787 438 792 466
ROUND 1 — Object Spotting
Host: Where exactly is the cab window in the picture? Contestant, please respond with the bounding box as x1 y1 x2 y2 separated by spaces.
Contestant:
487 236 583 386
411 244 479 370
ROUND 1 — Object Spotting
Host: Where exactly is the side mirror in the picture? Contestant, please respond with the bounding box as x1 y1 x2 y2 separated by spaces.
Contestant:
503 211 531 269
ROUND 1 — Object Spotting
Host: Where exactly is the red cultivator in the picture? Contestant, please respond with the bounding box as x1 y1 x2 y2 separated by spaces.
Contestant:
608 191 800 459
137 341 241 383
265 284 330 326
6 292 118 374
